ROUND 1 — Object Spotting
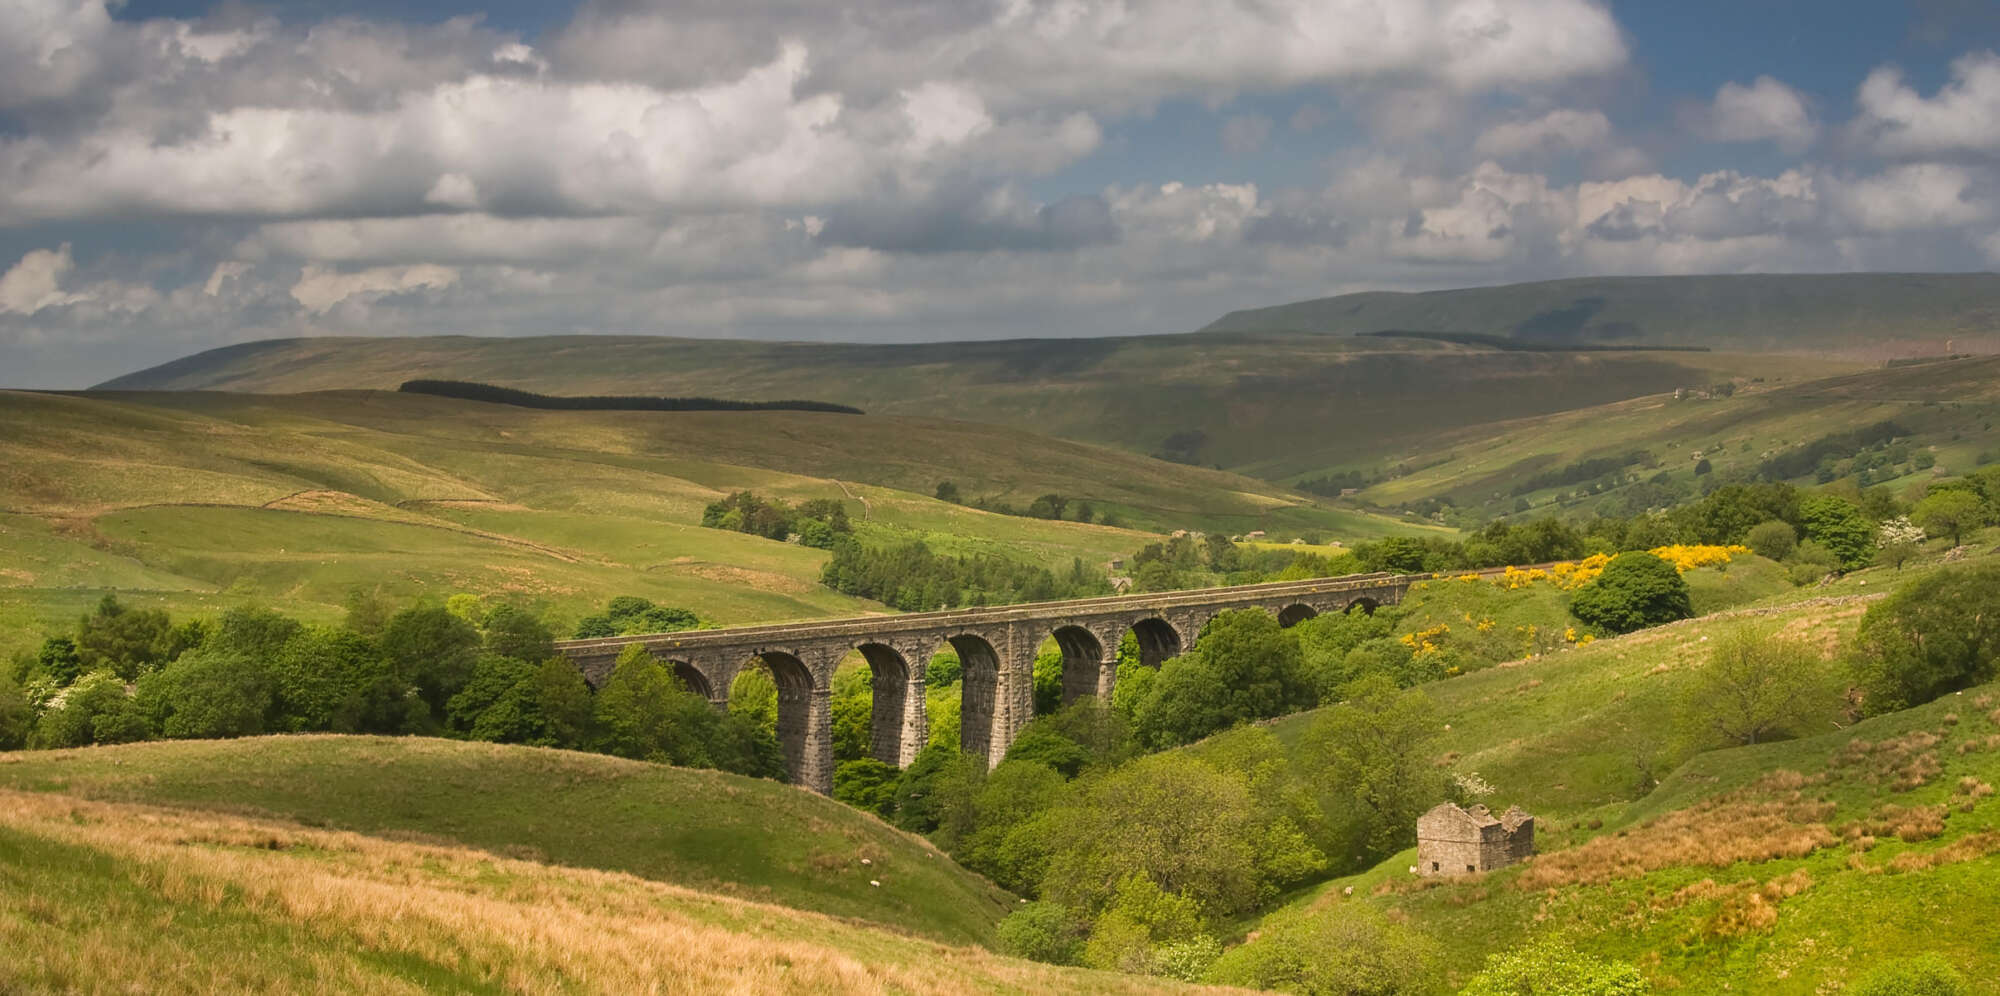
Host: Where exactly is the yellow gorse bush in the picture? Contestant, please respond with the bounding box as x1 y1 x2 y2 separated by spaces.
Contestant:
1547 553 1614 590
1485 545 1745 591
1400 622 1451 656
1649 543 1751 572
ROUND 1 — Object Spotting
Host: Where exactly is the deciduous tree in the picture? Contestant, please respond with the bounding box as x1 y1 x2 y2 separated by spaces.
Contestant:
1302 676 1445 855
1914 489 1987 547
1851 564 2000 714
1676 631 1828 747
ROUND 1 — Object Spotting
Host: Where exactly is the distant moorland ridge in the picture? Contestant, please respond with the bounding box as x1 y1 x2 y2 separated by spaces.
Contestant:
1201 272 2000 355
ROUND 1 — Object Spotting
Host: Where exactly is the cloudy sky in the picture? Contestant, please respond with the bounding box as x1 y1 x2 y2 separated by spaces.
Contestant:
4 0 2000 386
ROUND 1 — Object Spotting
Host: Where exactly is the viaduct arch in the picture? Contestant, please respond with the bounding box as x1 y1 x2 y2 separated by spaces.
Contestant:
557 571 1421 795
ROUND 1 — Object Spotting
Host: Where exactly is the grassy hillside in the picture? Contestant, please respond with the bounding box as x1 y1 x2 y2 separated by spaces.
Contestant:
1202 272 2000 357
0 779 1239 994
0 735 1019 945
1225 542 2000 992
0 388 1429 658
1337 354 2000 520
1277 680 2000 994
88 333 1849 476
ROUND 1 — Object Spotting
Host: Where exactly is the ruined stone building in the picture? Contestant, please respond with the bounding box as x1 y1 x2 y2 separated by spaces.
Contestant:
1416 803 1534 877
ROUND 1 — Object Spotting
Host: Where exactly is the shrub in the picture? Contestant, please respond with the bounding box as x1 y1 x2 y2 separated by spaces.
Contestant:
592 645 777 778
1015 698 1130 775
1004 726 1090 778
1041 753 1267 918
1568 552 1691 634
74 595 175 681
1744 519 1797 561
380 606 482 724
573 598 701 639
1850 564 2000 715
1851 953 1969 996
1338 638 1416 689
30 670 146 749
997 902 1084 965
1459 937 1650 996
1132 609 1311 748
954 759 1066 892
1204 904 1440 995
464 658 599 748
271 627 403 733
925 648 962 687
1080 874 1209 974
890 744 972 834
1151 936 1223 982
480 605 555 663
35 637 83 687
1295 609 1395 701
1798 494 1877 569
833 758 901 817
136 649 273 740
1787 538 1841 586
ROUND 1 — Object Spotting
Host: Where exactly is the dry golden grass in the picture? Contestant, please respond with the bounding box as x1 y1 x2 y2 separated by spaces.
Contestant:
1670 868 1816 939
1882 831 2000 874
1843 804 1949 844
0 790 1236 996
1830 730 1947 792
1954 734 2000 755
1517 782 1838 891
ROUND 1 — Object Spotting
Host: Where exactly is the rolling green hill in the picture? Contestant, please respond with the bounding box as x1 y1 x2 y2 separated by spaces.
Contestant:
89 332 1853 477
1338 354 2000 520
0 739 1241 994
0 735 1015 944
0 388 1434 659
1202 272 2000 357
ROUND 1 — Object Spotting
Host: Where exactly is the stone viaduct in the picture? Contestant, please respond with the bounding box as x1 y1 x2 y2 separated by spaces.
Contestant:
556 571 1422 795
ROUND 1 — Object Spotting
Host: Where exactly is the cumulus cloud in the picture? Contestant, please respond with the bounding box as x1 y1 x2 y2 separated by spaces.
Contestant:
3 47 864 222
0 244 91 315
549 0 1629 109
1853 51 2000 156
0 0 1624 231
0 0 113 107
1829 163 1991 231
1473 109 1613 160
1698 76 1818 153
817 187 1119 252
291 264 459 314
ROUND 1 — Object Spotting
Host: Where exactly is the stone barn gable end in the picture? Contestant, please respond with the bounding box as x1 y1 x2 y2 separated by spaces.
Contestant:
1416 802 1534 877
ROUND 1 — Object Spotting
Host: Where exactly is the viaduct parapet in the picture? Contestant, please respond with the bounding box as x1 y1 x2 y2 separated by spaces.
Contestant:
556 571 1421 795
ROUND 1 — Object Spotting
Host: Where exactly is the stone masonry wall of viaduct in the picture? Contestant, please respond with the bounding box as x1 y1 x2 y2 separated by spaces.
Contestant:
556 572 1421 795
